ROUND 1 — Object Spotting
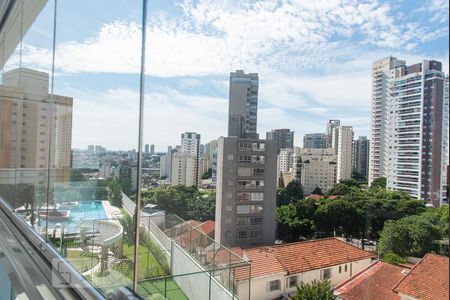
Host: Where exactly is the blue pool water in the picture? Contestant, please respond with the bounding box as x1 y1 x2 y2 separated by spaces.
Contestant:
39 200 107 233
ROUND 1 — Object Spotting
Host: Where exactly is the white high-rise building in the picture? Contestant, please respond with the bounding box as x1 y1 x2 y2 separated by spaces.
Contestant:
369 57 449 205
181 132 200 156
180 132 201 187
336 126 353 182
278 148 295 173
369 57 406 184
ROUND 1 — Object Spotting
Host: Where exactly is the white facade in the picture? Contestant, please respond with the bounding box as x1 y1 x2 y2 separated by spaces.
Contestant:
170 152 198 187
336 126 353 182
294 148 336 194
237 258 372 300
369 58 449 205
181 132 200 156
369 57 406 184
278 148 295 173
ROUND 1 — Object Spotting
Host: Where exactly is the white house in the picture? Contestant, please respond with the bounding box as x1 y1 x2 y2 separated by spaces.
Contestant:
235 238 375 300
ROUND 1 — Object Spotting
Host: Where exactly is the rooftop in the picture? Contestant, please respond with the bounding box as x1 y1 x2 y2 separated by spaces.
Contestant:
334 261 409 300
393 254 449 300
236 238 375 280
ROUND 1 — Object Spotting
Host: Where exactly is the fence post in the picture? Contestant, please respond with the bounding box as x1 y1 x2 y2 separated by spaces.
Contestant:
209 269 212 300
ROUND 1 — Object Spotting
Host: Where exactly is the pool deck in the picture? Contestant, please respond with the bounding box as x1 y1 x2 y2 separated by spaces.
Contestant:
102 201 123 223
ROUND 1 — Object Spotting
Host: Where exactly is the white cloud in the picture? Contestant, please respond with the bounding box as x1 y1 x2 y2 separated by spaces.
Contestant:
68 86 227 150
19 0 448 77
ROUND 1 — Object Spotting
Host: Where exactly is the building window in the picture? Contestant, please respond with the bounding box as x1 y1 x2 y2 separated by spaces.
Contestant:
287 276 297 288
321 268 332 280
236 205 250 214
228 154 234 160
238 167 252 176
345 265 348 272
225 218 232 225
225 231 232 237
226 193 233 199
249 230 263 238
237 231 248 239
339 266 342 273
225 205 232 212
268 280 281 292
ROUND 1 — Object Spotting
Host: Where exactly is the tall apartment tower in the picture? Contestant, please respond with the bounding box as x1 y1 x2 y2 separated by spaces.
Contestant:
372 59 448 205
325 119 340 149
369 56 406 184
266 129 294 153
352 136 370 179
145 144 149 154
336 126 353 182
228 70 259 139
182 132 201 186
0 68 73 183
303 133 326 148
216 70 277 247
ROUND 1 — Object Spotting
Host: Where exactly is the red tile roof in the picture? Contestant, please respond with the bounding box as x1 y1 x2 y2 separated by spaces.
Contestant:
197 220 215 236
334 261 408 300
236 238 375 281
306 194 323 200
393 254 449 300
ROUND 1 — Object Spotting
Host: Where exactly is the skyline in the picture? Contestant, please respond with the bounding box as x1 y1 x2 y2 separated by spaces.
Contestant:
12 0 449 151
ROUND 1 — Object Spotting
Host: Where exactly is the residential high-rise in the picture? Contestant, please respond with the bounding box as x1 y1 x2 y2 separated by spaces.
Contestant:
180 132 201 187
150 144 155 155
336 126 353 182
325 120 340 149
303 133 326 148
352 136 370 179
294 148 336 195
216 70 277 247
369 56 406 184
181 132 200 155
370 58 448 205
171 152 198 187
228 70 259 139
0 68 73 183
278 148 295 173
145 144 149 154
266 129 294 153
208 140 219 187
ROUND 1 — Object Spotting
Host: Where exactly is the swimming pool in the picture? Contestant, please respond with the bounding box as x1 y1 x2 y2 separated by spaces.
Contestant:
40 200 107 233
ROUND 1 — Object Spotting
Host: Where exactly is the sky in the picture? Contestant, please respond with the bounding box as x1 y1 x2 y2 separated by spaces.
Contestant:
12 0 449 151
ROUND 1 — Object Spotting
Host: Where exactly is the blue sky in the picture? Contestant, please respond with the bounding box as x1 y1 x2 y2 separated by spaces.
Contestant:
16 0 449 151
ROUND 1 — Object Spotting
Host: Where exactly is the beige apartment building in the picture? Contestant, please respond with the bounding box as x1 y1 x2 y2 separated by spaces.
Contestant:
294 147 336 195
0 68 73 184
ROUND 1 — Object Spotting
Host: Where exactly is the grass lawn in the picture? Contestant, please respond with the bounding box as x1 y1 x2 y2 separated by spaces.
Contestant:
139 278 188 300
66 249 99 273
114 243 169 280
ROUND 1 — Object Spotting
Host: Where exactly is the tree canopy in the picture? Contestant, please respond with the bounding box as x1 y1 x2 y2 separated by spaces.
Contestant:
292 280 336 300
378 205 448 258
140 186 215 221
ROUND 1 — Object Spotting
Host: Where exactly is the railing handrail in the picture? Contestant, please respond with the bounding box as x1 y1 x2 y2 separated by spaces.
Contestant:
0 196 105 300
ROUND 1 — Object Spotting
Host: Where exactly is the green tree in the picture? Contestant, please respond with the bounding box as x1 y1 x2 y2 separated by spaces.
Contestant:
382 252 406 265
186 190 216 221
378 214 442 257
314 199 365 238
292 280 336 300
370 177 386 189
107 180 123 208
70 169 86 182
201 168 212 179
278 180 303 205
311 187 323 195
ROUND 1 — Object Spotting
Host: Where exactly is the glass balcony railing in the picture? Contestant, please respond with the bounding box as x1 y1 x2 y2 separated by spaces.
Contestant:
0 1 249 299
